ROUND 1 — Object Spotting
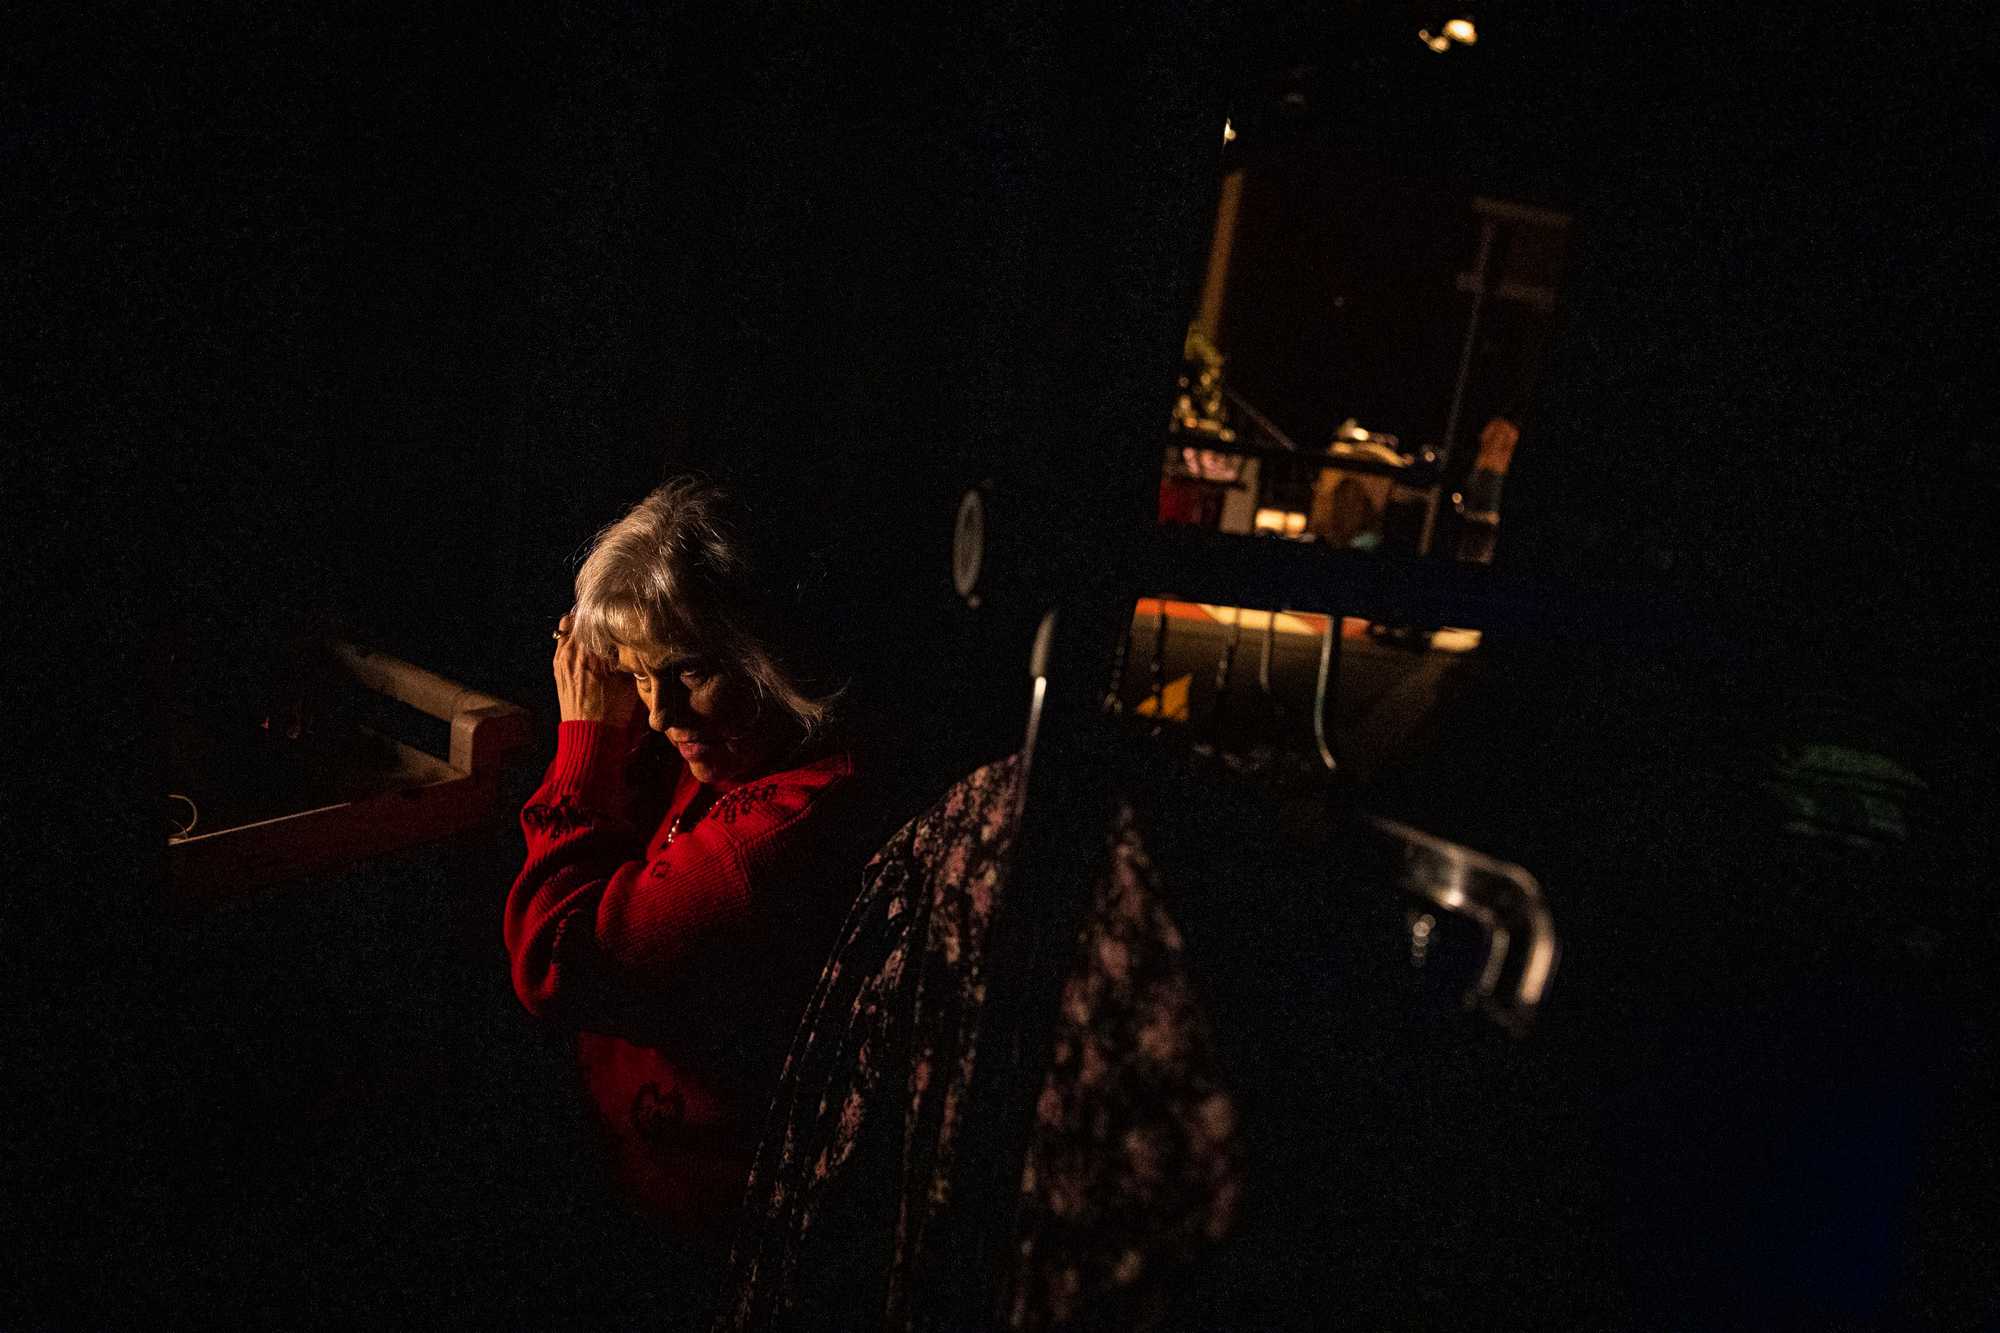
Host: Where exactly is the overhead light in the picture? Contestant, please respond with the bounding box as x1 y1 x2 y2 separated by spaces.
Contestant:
1418 16 1478 52
1222 118 1236 144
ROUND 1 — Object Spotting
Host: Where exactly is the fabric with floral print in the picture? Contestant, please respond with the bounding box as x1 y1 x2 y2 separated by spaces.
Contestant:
717 755 1240 1331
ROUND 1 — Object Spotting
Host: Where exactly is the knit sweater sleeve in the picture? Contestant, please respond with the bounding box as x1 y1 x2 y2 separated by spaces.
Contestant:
504 720 850 1033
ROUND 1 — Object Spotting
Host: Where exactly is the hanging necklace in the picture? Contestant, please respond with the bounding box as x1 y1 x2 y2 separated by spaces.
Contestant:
663 787 719 849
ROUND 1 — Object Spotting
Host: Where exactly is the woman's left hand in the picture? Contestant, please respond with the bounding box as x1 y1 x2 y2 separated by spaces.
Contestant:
553 613 642 727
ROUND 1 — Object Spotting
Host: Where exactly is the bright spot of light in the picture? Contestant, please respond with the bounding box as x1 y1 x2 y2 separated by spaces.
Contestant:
1419 17 1478 52
1222 118 1236 144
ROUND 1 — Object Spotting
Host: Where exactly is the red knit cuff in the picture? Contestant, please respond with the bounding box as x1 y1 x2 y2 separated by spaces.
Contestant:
549 720 632 810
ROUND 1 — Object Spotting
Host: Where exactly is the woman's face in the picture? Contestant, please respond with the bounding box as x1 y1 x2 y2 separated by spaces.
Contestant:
614 640 772 786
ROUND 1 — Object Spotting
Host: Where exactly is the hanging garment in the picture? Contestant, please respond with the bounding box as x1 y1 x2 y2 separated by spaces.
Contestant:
717 754 1241 1331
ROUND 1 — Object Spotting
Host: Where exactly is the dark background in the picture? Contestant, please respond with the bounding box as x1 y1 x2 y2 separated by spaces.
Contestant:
10 1 1994 1326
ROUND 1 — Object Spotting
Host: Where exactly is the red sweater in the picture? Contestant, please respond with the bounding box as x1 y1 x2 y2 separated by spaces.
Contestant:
505 719 862 1241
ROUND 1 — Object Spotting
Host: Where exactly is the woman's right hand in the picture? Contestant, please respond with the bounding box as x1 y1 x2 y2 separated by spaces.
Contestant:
553 613 642 728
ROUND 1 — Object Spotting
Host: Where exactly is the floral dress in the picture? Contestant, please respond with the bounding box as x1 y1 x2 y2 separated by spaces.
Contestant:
717 754 1241 1330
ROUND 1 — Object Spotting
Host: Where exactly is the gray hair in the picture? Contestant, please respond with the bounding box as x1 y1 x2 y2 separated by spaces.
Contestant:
569 475 840 738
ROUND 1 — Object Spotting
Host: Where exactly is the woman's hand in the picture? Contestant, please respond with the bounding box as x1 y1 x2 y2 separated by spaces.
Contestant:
553 613 642 727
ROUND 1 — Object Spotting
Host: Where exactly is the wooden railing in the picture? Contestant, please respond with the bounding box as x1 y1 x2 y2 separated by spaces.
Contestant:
167 641 532 908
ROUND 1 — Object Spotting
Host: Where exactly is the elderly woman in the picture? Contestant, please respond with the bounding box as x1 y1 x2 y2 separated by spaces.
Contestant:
504 476 874 1254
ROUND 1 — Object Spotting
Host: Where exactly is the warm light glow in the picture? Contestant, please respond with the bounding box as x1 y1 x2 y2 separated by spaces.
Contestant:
1419 16 1477 51
1222 118 1236 144
1430 628 1484 653
1133 672 1193 722
1254 508 1309 536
